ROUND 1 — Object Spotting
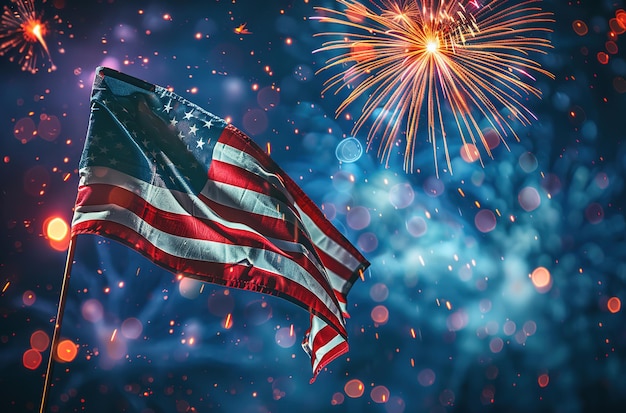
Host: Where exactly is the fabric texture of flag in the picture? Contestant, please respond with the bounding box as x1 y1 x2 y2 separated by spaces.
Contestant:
71 67 370 382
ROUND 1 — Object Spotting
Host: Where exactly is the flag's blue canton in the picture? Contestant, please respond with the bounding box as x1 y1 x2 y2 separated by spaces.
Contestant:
80 74 227 195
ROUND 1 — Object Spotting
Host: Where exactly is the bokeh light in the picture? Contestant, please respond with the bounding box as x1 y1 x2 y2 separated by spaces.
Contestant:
417 368 436 387
178 276 203 299
371 385 390 403
460 143 480 163
331 392 345 405
388 183 414 209
81 298 103 323
37 114 61 141
490 337 504 353
242 108 268 136
332 170 355 193
531 267 552 293
371 305 389 325
518 152 538 173
56 339 78 363
45 217 68 241
423 177 444 197
344 379 365 398
257 86 280 109
357 231 378 253
275 325 296 348
30 330 50 352
572 20 588 35
585 203 604 224
346 206 370 230
482 128 501 150
23 349 42 370
13 117 37 143
22 289 36 306
369 283 388 302
120 317 143 339
406 216 427 237
607 297 621 313
474 210 497 233
44 216 70 251
335 137 363 163
518 187 541 212
538 373 550 388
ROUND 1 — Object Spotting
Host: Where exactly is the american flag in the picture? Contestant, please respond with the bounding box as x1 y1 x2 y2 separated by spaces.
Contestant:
71 67 369 382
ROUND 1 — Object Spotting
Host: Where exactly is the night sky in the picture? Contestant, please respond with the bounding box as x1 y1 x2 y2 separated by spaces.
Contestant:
2 0 626 412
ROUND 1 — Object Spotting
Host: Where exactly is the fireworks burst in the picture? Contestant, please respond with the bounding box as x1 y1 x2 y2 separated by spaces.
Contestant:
313 0 554 175
0 0 56 74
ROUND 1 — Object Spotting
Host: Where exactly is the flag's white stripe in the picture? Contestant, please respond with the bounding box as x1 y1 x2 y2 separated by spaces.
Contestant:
338 301 348 316
208 181 358 294
209 142 304 233
308 314 346 373
326 267 355 297
215 142 363 277
307 313 326 339
212 141 354 372
79 166 276 226
306 315 346 372
203 180 302 229
213 141 295 204
312 334 345 373
77 166 327 275
296 208 362 273
204 180 356 295
73 206 345 327
72 204 331 315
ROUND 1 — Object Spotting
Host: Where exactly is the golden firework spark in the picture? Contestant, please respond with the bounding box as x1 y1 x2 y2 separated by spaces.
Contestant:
313 0 554 175
0 0 55 73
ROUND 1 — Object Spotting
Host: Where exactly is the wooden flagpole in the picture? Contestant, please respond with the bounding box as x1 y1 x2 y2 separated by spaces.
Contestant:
39 236 77 413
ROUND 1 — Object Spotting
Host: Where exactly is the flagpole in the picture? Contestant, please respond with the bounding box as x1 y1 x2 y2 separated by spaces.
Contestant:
39 235 77 413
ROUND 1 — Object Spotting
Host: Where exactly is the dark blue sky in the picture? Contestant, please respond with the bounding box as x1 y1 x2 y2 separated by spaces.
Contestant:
1 1 626 412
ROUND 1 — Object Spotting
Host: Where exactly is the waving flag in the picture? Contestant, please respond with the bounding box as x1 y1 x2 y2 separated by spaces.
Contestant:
71 67 369 382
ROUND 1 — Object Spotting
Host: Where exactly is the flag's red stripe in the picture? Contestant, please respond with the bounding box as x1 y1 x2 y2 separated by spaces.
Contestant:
72 220 347 337
308 324 350 382
209 182 358 287
310 324 342 353
214 130 366 287
200 196 355 319
75 183 340 305
208 158 294 208
311 341 348 383
206 158 358 287
198 192 318 266
315 246 358 287
220 126 367 267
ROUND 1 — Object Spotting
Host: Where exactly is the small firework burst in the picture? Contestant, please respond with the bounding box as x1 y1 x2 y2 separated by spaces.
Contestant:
0 0 56 73
313 0 554 175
